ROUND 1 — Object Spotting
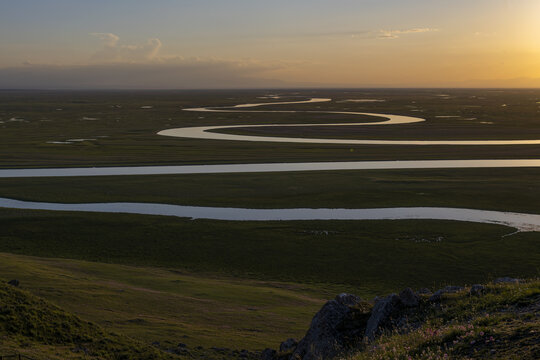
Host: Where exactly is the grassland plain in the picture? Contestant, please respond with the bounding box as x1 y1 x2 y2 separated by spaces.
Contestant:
0 208 538 293
1 89 539 354
1 89 539 168
0 168 539 213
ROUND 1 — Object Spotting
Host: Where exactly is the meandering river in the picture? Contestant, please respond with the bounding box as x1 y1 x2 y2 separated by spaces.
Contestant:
1 198 539 232
1 97 539 231
1 159 540 178
158 98 540 145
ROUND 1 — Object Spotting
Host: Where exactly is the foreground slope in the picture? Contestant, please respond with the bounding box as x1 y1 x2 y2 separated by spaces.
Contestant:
0 280 182 359
265 279 540 360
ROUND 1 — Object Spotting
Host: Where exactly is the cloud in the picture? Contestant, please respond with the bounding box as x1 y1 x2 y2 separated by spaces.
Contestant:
90 32 120 47
0 59 288 89
378 28 438 39
284 27 438 40
90 33 162 62
0 33 304 89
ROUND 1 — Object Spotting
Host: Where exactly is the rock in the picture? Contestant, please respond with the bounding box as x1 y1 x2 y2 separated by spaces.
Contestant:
261 348 277 360
417 288 432 295
211 347 227 353
7 279 19 287
429 286 464 302
169 347 191 356
470 284 486 296
151 341 160 347
364 294 401 340
177 343 187 348
494 277 520 284
335 293 360 306
279 338 298 353
399 288 419 307
291 293 370 360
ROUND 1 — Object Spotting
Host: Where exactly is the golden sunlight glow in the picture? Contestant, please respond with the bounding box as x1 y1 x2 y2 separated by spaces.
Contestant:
1 1 539 88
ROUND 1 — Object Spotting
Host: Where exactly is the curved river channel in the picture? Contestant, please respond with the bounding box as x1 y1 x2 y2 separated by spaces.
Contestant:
158 98 540 146
1 198 539 232
1 98 539 231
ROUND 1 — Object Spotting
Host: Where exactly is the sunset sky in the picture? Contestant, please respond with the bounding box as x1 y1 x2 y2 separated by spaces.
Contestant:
1 0 539 88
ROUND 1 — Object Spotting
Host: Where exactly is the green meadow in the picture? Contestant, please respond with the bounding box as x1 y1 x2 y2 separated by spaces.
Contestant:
1 89 539 168
0 89 539 352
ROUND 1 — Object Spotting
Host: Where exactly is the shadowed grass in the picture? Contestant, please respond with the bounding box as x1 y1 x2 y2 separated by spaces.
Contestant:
0 209 538 293
1 168 540 213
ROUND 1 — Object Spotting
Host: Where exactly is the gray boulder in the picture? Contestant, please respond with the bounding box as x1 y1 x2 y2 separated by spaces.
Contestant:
279 338 298 354
291 293 371 360
364 294 402 340
399 288 419 307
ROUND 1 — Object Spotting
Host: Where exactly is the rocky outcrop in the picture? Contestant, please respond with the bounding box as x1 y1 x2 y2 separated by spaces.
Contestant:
364 294 401 341
263 278 523 360
399 288 420 307
287 293 371 360
279 339 298 354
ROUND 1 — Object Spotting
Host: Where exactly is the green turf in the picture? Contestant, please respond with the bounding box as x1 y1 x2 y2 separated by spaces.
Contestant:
1 89 539 354
0 253 332 351
0 208 538 294
0 277 177 359
1 168 540 213
1 89 539 168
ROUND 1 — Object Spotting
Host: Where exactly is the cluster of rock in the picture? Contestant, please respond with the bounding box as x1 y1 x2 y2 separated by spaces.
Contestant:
261 278 520 360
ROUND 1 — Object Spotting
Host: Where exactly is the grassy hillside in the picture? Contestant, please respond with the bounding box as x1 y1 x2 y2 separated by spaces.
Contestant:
0 280 178 360
345 280 539 360
0 253 332 350
2 272 538 359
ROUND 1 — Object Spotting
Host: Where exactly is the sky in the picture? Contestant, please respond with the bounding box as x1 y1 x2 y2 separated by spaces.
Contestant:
0 0 539 89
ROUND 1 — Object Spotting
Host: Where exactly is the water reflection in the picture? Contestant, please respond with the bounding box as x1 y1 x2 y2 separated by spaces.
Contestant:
0 197 538 232
1 159 540 178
